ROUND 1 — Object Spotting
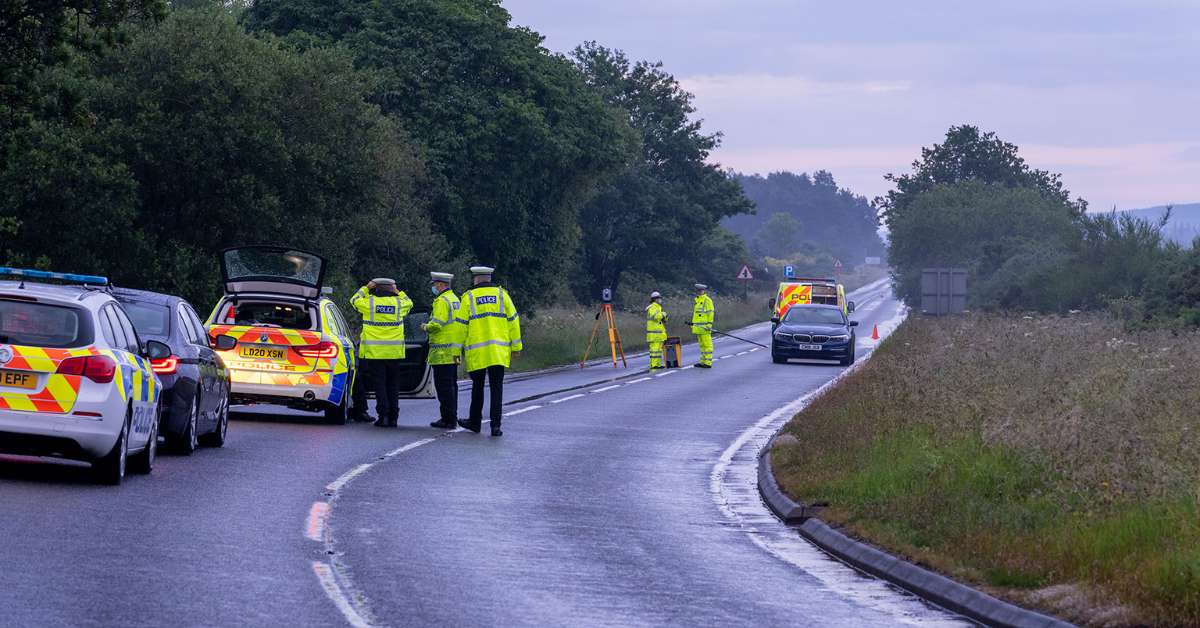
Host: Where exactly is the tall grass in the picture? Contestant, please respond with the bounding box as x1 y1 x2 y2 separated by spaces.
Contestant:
512 292 772 372
772 313 1200 627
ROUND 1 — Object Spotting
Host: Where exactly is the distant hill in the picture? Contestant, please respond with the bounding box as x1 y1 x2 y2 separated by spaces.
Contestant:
1109 203 1200 245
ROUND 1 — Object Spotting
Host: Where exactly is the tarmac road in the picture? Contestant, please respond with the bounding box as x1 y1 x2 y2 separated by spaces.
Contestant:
0 280 974 627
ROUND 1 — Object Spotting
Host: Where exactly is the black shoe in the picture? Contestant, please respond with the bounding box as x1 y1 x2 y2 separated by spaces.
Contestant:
457 418 481 433
351 414 375 423
695 363 712 369
491 426 503 436
373 418 389 427
430 418 457 429
387 417 399 427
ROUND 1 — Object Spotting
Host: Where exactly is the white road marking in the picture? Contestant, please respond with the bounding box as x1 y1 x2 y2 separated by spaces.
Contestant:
592 385 622 393
386 438 436 457
736 351 749 356
707 306 967 627
748 347 762 353
719 355 733 359
550 394 585 404
681 365 696 370
503 406 541 417
326 464 372 491
305 502 330 542
312 562 373 628
625 377 652 384
654 370 677 377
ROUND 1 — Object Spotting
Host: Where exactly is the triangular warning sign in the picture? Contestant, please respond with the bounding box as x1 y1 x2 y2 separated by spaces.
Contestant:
736 263 755 280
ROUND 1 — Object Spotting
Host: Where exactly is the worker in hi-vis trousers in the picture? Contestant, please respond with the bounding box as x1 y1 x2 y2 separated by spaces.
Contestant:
691 283 714 368
646 291 667 370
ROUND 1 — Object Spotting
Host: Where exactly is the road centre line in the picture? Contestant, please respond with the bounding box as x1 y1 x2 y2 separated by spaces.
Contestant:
736 351 748 355
550 394 585 404
327 464 372 491
503 405 541 417
312 563 373 628
625 377 653 384
387 438 436 457
592 385 622 393
654 370 677 377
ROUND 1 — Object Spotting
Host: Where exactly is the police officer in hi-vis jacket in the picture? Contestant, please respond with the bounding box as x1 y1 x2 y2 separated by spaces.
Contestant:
422 271 465 429
350 278 413 427
456 266 521 436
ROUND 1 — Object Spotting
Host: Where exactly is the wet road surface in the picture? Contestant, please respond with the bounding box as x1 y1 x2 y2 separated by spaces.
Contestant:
0 280 975 627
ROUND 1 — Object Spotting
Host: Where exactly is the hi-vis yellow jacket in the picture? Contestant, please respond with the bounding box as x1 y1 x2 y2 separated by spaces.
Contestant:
692 294 714 336
646 302 666 343
456 283 522 372
350 287 413 359
425 291 465 366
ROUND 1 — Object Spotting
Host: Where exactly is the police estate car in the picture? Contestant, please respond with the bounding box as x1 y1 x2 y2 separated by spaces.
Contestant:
0 268 167 484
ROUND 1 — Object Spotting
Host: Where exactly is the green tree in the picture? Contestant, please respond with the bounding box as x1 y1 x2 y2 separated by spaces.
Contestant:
568 42 752 302
756 212 801 258
886 180 1081 307
876 125 1086 224
0 0 167 129
1 7 444 308
245 0 636 306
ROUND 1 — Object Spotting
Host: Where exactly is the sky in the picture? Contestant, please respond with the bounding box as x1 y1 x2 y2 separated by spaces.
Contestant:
502 0 1199 212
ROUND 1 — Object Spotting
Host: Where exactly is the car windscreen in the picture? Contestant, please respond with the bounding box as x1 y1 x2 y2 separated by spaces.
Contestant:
223 247 324 287
782 307 846 326
227 301 316 331
0 299 94 348
810 284 839 305
119 301 170 338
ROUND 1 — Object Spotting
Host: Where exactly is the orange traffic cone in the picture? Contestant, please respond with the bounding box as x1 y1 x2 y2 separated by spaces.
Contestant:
871 325 879 340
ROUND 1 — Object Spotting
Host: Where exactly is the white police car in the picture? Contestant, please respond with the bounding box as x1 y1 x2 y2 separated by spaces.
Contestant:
0 268 167 484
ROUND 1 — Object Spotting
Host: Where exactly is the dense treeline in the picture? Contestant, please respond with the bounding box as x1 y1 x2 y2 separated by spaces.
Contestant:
884 125 1200 327
725 170 885 279
0 0 751 311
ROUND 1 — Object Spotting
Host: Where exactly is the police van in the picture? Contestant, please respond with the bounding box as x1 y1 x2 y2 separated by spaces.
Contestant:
770 277 853 327
0 268 168 484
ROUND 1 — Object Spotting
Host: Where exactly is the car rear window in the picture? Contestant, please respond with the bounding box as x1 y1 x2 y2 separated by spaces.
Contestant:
0 299 94 348
783 307 846 326
119 301 170 337
218 300 316 331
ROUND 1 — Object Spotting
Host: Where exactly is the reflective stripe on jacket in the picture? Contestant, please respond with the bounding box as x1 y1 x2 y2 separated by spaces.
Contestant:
426 291 465 366
692 294 714 335
350 286 413 359
646 302 666 343
456 284 522 372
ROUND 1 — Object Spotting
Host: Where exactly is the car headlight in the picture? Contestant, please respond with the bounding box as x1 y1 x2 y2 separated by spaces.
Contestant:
773 332 790 340
829 334 850 342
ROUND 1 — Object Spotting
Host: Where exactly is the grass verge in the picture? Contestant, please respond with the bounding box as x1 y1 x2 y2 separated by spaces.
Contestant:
771 313 1200 628
511 292 773 372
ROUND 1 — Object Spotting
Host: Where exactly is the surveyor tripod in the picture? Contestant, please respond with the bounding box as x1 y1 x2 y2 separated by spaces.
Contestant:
581 303 627 369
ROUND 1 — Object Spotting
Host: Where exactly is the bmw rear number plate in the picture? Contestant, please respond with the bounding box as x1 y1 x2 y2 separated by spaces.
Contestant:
0 369 35 389
240 346 287 361
798 344 823 351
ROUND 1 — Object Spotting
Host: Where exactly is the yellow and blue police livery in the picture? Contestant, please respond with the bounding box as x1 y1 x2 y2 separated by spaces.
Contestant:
204 246 360 424
0 267 167 485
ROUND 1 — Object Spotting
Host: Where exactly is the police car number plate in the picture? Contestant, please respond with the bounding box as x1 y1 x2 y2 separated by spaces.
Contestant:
798 344 822 351
0 369 36 389
240 346 287 361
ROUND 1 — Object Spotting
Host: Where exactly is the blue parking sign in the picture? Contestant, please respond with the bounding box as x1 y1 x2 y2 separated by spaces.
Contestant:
783 265 795 278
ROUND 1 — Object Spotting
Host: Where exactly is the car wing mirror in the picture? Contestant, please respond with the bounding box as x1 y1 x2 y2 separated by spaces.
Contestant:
847 301 855 312
770 317 780 324
214 334 237 351
849 321 860 327
145 339 172 360
768 298 776 309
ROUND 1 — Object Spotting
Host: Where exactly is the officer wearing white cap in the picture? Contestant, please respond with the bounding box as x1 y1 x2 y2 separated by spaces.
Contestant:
350 277 413 427
646 291 668 370
690 284 715 368
422 272 465 429
456 266 522 436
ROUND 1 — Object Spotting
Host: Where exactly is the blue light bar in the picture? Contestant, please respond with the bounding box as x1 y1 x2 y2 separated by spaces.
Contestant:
0 267 109 285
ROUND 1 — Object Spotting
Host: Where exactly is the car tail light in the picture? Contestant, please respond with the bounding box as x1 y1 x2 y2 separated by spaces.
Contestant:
56 355 117 384
151 357 178 374
294 342 338 359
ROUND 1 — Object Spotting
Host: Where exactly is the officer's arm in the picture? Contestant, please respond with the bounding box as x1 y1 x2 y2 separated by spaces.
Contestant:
427 298 446 333
504 293 523 353
350 286 371 315
396 292 414 318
